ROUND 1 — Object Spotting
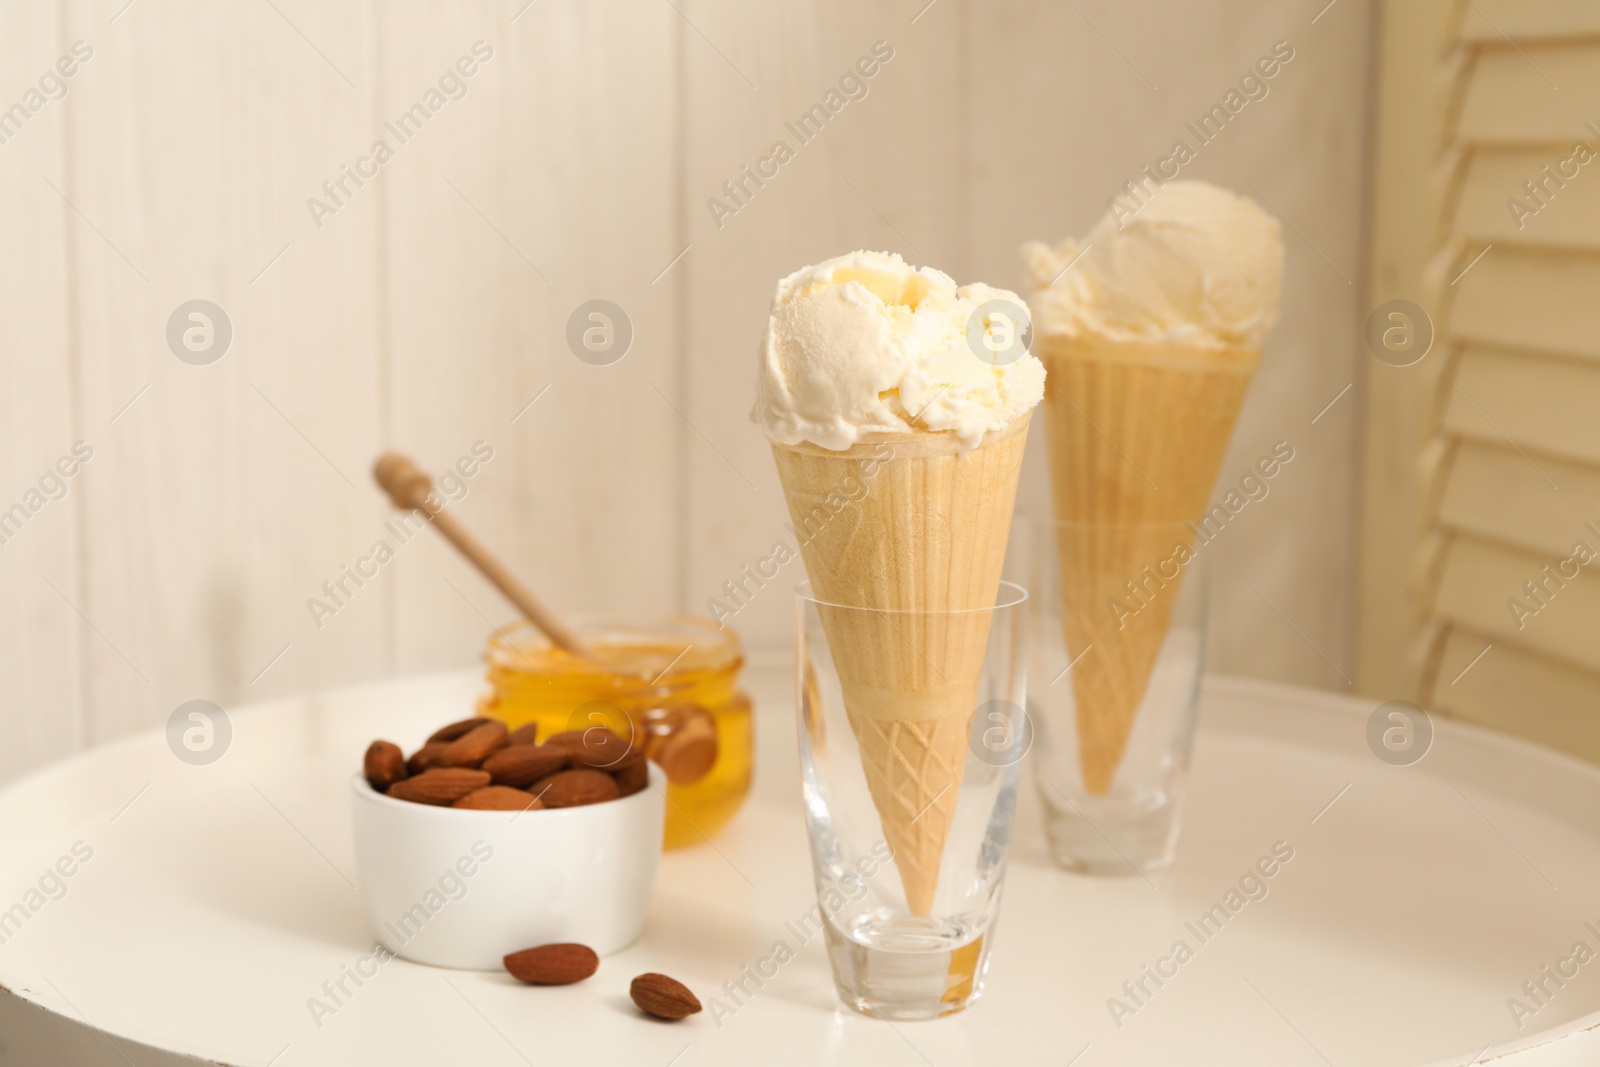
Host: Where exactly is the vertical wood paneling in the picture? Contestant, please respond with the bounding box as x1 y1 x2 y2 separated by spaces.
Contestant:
680 0 969 648
0 3 82 781
0 2 1378 784
969 0 1373 690
380 0 682 673
59 0 385 745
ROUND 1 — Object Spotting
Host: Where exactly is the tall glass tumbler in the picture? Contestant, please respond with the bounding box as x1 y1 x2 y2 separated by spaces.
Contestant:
1011 518 1208 875
795 580 1029 1020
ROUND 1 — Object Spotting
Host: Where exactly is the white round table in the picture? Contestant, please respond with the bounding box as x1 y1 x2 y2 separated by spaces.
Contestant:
2 667 1598 1066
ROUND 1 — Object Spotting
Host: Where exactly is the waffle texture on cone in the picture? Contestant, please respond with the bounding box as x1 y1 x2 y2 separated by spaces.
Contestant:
1054 517 1198 794
1024 183 1282 796
1040 336 1256 794
1040 336 1258 525
772 417 1029 915
846 711 970 917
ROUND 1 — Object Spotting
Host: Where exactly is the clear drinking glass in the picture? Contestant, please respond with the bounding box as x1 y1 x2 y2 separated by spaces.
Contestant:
1010 518 1208 875
794 580 1028 1020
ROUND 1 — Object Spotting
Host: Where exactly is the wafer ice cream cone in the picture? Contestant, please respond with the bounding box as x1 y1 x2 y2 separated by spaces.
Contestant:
753 250 1044 916
1042 338 1257 794
1024 182 1284 796
771 417 1029 915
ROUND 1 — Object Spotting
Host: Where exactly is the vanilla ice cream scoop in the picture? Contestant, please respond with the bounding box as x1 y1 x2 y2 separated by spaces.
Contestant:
1023 181 1284 351
753 250 1045 452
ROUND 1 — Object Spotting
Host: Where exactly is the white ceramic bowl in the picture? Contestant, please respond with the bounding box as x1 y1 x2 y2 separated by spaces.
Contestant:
349 765 664 969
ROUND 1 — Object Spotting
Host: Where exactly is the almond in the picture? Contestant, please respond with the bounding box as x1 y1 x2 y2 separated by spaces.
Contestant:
427 716 492 745
440 720 509 768
504 943 599 985
612 760 649 797
364 740 406 792
453 786 544 811
507 722 540 747
482 744 568 787
630 973 701 1019
387 768 491 806
652 714 718 786
406 741 451 775
550 728 643 771
530 769 620 808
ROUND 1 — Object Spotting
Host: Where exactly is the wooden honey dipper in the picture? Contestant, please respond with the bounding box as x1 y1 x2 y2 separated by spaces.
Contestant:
374 451 720 785
372 451 586 656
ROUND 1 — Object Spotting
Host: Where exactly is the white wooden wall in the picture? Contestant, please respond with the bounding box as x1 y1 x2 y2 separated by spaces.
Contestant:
0 0 1374 784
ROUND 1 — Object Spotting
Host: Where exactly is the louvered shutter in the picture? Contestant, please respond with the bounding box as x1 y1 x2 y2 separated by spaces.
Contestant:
1418 1 1600 758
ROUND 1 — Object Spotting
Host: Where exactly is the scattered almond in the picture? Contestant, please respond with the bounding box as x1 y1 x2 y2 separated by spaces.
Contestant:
507 721 540 747
387 768 491 806
441 720 509 768
364 740 406 792
427 716 491 745
483 744 568 787
504 943 600 985
453 786 544 811
630 973 701 1020
531 769 620 808
406 741 451 775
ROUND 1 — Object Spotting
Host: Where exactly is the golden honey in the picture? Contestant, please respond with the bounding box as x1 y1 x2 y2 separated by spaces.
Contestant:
481 615 752 850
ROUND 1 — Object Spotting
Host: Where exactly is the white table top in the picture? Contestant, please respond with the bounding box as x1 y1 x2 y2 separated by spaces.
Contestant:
3 666 1600 1066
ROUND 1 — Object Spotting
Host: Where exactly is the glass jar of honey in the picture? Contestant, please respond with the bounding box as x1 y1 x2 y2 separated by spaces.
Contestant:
480 615 753 850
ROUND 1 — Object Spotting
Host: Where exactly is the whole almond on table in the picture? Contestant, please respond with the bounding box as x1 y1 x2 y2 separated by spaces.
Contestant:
630 973 702 1020
427 716 491 745
482 744 568 787
406 741 451 775
504 943 600 985
387 768 491 806
506 721 540 747
530 769 620 808
453 786 544 811
364 740 406 792
441 719 509 768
